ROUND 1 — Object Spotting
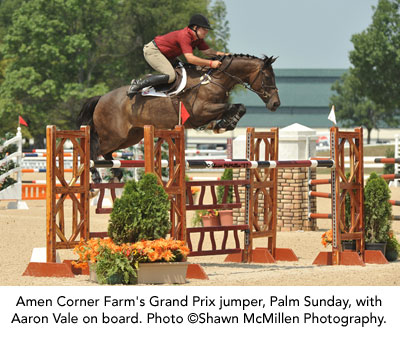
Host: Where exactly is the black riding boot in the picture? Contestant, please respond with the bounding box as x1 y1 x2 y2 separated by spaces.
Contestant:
127 74 170 99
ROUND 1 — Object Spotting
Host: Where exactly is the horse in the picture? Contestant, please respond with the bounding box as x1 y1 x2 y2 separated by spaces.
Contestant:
77 54 280 183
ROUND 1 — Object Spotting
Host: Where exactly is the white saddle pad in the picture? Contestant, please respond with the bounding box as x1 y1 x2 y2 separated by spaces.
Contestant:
141 67 187 98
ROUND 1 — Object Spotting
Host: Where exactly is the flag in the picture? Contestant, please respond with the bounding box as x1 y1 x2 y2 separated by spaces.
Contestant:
19 115 28 127
328 105 336 125
180 101 190 124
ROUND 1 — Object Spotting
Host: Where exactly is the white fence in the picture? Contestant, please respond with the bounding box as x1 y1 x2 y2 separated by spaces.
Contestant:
0 127 28 209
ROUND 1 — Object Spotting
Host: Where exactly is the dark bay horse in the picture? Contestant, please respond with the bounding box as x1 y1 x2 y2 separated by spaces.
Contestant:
77 54 280 182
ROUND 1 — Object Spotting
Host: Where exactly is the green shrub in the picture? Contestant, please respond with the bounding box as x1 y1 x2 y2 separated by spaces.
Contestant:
383 148 394 175
385 235 400 261
364 173 392 243
217 168 233 204
108 173 171 244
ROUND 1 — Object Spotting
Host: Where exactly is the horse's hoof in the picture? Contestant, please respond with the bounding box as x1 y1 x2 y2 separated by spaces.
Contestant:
89 189 99 199
213 128 226 134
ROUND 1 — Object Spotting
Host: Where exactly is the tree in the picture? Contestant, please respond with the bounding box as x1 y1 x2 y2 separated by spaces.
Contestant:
0 0 229 144
0 0 119 143
350 0 400 114
330 71 391 144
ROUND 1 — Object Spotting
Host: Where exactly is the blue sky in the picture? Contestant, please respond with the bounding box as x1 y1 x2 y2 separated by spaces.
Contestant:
222 0 378 68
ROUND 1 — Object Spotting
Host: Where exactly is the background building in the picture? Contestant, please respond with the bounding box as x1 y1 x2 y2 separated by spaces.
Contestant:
232 68 346 129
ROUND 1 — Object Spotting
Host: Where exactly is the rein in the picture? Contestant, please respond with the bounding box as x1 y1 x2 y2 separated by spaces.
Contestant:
215 56 278 99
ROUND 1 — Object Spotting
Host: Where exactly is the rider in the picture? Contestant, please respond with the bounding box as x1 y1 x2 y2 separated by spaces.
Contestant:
127 14 228 99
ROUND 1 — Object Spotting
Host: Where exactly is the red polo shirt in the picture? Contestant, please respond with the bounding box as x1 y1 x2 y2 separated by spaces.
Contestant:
153 27 210 59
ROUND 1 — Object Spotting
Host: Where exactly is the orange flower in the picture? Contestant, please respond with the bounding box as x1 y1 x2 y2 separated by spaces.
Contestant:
191 187 200 194
321 229 332 247
73 237 190 264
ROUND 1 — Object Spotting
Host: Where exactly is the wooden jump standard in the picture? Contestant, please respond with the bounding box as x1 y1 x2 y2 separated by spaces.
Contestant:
23 125 383 277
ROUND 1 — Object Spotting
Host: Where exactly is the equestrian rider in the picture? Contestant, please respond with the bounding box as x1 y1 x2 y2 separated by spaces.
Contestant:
127 14 229 98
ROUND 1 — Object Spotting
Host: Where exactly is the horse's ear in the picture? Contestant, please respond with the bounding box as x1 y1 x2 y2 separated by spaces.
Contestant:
263 55 277 68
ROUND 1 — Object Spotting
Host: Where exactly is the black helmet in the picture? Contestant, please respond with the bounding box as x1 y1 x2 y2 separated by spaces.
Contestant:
189 14 212 30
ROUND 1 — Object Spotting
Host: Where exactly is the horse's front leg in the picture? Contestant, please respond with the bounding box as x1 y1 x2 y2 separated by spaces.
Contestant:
213 103 246 133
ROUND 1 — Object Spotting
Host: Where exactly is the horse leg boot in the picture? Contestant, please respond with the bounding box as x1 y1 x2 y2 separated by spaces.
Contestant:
103 152 123 183
89 168 101 198
214 104 246 133
127 74 170 99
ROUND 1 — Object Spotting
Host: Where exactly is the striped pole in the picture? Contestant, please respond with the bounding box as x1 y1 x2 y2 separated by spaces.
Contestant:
389 200 400 206
24 151 135 158
186 159 334 169
381 174 400 181
309 178 331 185
374 158 400 164
90 159 168 168
308 213 332 219
22 168 73 173
309 191 331 199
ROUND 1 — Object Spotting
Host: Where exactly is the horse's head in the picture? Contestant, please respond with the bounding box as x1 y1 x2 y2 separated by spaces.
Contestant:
250 55 280 111
220 54 280 112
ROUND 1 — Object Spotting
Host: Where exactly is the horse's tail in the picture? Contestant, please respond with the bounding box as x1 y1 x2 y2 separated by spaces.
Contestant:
77 95 102 161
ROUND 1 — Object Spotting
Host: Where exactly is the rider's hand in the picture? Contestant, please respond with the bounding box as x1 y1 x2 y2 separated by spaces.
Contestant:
211 60 222 69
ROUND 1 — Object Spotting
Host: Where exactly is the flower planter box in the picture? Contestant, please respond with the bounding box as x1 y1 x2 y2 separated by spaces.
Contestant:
138 262 189 284
365 242 387 256
342 241 356 251
89 263 98 283
89 262 189 285
202 215 220 226
219 210 233 226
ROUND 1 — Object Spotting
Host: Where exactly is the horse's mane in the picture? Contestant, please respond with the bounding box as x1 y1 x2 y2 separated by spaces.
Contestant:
183 53 273 77
229 53 262 60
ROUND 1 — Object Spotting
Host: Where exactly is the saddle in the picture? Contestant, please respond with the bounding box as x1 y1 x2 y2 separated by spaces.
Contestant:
141 63 187 98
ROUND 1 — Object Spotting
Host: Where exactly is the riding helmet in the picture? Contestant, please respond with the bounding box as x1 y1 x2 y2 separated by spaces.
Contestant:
189 14 212 30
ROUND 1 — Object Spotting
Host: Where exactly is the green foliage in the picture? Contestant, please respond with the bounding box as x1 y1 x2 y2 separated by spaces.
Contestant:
95 246 137 285
217 168 233 204
192 209 207 227
349 0 400 115
0 0 229 140
108 173 171 244
383 148 394 174
385 235 400 261
364 173 392 243
331 0 400 140
330 72 387 144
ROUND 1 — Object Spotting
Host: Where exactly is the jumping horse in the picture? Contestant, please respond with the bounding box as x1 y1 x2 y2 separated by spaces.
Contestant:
77 54 280 183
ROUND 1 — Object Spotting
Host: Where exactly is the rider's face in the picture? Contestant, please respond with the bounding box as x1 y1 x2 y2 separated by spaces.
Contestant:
196 27 209 39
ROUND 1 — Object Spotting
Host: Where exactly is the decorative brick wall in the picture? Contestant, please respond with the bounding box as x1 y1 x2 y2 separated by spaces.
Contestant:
232 168 317 231
276 168 316 231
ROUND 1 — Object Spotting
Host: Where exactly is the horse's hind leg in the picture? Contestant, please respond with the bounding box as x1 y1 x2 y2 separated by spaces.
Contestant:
103 152 123 182
89 131 102 183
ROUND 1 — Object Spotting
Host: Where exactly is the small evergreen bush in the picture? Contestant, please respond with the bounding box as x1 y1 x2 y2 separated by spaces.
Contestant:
217 168 233 204
385 235 400 261
383 148 394 175
364 173 392 243
108 173 171 244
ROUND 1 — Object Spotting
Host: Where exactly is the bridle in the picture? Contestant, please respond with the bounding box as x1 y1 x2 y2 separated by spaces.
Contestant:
215 56 279 100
